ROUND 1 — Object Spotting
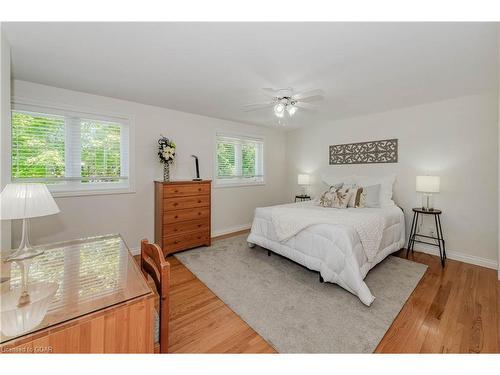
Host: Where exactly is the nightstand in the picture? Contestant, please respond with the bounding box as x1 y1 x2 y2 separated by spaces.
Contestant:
407 208 446 267
295 194 311 202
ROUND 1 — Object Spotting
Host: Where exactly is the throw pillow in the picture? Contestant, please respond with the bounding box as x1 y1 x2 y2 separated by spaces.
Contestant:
362 184 381 208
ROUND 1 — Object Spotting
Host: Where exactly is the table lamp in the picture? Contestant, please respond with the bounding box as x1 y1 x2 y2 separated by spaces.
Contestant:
0 183 60 261
297 174 310 196
416 176 440 211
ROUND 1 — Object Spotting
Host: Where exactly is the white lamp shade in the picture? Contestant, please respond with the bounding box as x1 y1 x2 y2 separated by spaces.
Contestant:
297 174 310 185
0 183 60 220
416 176 440 193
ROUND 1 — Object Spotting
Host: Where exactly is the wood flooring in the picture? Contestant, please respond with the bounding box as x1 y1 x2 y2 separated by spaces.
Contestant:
136 235 500 353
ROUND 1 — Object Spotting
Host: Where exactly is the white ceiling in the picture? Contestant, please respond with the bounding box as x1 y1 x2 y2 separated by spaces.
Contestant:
4 22 498 129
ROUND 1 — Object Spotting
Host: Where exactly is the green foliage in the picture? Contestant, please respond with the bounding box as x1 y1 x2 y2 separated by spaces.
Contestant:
242 144 256 177
12 112 122 182
217 141 256 178
81 121 121 182
12 112 65 179
217 142 236 177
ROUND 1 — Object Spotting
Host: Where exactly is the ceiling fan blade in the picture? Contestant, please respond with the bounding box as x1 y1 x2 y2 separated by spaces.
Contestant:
296 94 324 103
293 89 325 100
242 102 273 107
295 102 318 110
242 103 275 112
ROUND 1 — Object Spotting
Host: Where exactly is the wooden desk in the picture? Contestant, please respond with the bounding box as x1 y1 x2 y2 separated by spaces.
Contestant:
0 235 154 353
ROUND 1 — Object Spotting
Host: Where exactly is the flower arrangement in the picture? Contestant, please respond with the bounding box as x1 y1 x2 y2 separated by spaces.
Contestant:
158 136 176 181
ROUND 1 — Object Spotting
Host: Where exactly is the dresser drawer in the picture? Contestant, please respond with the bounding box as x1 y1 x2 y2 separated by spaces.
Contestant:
164 195 210 211
163 231 210 253
163 219 209 238
164 183 210 197
164 207 210 224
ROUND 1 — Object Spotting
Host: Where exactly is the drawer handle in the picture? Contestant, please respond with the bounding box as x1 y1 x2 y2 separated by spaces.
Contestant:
174 240 179 244
174 190 178 193
197 200 202 203
198 224 202 228
174 215 178 219
198 188 202 191
197 236 202 239
174 228 178 232
198 212 202 215
173 202 178 206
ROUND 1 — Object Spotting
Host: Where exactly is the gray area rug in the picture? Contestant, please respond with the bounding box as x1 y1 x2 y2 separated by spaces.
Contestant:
175 234 427 353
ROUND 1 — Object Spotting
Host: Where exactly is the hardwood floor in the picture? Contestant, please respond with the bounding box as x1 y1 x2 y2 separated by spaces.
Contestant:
137 238 500 353
376 250 500 353
167 256 276 353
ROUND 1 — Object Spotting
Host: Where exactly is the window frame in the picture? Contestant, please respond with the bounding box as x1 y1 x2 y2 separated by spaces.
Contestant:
214 131 265 188
10 99 135 197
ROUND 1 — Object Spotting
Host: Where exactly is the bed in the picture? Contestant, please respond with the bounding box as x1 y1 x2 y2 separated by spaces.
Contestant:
246 200 405 306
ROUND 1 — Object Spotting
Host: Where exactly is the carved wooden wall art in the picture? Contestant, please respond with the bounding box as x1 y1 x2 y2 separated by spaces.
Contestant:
329 139 398 165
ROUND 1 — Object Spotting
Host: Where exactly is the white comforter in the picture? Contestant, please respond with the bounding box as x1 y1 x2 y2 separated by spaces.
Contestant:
247 201 405 306
271 207 385 262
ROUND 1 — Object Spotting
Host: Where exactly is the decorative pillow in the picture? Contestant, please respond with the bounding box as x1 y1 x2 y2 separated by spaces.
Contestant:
362 184 381 208
319 186 337 207
353 175 396 207
319 186 352 208
331 188 353 209
347 186 365 208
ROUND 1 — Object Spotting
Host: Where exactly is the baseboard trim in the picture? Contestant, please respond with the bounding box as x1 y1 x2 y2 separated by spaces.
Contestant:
211 224 252 239
412 243 498 270
128 223 253 256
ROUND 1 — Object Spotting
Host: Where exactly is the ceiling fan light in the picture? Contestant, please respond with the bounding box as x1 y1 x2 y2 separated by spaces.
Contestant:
287 105 297 116
274 103 285 117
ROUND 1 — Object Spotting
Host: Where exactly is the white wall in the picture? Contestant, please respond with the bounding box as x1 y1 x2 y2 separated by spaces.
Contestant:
497 24 500 279
10 80 287 250
0 24 11 250
286 93 498 268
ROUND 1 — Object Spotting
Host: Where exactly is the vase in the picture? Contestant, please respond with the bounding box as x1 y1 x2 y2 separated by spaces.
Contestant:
163 163 170 182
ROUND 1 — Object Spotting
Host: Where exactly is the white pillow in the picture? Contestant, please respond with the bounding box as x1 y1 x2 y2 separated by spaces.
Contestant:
353 175 396 207
321 174 356 187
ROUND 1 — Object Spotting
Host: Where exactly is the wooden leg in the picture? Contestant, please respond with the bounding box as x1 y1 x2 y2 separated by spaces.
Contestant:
319 274 324 283
267 250 271 256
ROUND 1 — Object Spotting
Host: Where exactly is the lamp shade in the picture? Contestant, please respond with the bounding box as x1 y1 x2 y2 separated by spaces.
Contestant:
297 174 310 185
0 183 60 220
416 176 440 193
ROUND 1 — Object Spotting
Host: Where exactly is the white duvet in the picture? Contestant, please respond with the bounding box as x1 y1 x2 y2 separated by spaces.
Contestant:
247 201 405 306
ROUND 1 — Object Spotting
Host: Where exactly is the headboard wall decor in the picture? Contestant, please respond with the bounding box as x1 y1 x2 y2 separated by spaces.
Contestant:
329 139 398 165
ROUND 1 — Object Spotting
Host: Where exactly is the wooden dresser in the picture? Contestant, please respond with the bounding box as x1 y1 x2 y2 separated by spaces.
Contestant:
154 180 211 256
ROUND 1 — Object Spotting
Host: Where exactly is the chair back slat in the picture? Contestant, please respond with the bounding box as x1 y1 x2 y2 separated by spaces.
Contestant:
140 239 170 353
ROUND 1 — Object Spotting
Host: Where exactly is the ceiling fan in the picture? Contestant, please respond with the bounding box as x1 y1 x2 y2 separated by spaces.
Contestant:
243 87 325 118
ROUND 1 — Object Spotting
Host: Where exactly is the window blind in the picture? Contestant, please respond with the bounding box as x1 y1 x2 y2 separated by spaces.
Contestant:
216 133 264 185
11 107 130 193
12 111 66 180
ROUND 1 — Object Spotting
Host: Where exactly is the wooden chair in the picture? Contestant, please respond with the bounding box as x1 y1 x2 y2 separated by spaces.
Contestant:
140 239 170 353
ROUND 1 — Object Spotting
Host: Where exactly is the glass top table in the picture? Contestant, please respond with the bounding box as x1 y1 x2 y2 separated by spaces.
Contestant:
0 234 151 344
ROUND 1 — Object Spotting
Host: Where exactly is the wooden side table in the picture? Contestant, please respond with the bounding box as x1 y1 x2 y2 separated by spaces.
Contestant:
407 208 446 267
295 195 311 202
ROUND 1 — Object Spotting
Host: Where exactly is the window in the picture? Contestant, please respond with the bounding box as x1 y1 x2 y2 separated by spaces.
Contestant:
215 133 264 186
11 103 131 196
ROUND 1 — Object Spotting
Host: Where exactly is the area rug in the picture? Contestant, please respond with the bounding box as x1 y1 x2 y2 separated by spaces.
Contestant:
175 234 427 353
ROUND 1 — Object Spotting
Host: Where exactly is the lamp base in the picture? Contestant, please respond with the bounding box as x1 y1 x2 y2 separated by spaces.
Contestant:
421 193 434 212
5 218 44 262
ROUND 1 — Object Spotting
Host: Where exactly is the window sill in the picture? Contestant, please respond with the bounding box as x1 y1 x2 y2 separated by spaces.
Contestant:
214 181 266 189
50 187 135 198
